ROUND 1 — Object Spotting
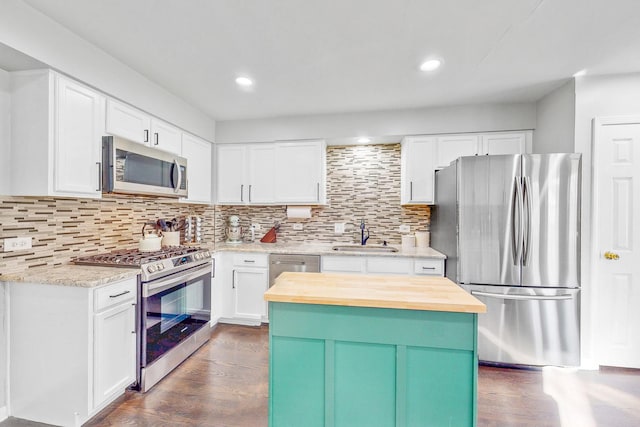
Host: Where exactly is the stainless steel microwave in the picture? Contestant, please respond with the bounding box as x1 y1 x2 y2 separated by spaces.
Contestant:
102 136 188 198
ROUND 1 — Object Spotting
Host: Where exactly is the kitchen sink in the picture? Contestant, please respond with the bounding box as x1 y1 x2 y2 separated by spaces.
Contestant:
331 245 399 253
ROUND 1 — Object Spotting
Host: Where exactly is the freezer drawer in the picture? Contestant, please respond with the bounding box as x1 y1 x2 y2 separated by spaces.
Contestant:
463 285 580 367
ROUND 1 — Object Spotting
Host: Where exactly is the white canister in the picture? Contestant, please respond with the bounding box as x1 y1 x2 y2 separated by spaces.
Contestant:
402 234 416 250
415 231 430 248
162 231 181 247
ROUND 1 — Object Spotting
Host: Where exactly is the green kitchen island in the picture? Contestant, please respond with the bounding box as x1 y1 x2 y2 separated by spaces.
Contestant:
264 272 486 427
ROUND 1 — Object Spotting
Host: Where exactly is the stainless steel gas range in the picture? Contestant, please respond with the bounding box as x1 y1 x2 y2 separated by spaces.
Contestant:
74 246 212 392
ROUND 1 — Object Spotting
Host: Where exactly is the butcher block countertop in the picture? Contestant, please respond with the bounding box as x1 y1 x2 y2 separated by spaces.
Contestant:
264 272 486 313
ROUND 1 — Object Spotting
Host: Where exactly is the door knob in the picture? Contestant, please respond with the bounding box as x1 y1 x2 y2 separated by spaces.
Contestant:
604 251 620 260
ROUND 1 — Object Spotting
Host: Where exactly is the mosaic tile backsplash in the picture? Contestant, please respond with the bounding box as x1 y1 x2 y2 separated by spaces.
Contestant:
216 144 431 244
1 143 430 275
0 194 214 275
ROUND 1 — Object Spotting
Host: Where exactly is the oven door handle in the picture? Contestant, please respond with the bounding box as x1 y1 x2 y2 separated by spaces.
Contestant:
144 263 211 297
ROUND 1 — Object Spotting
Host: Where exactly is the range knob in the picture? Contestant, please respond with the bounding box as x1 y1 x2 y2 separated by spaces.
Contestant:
157 263 165 271
147 265 157 273
203 251 210 258
195 253 202 260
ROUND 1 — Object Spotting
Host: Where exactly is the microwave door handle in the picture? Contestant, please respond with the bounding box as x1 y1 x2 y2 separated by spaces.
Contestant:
172 159 182 193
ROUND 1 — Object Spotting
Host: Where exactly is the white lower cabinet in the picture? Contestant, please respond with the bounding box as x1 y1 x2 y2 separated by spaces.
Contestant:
7 277 137 426
322 255 444 276
216 252 269 326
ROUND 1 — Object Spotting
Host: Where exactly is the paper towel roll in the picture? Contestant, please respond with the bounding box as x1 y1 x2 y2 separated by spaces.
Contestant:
415 231 430 248
402 234 416 250
286 206 312 220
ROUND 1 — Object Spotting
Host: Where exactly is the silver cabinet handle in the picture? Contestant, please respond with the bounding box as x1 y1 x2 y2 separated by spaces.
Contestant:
421 266 436 270
96 162 102 192
471 291 573 301
154 132 159 145
317 182 320 201
240 184 244 202
410 181 413 200
249 184 252 202
144 129 149 143
243 259 255 263
232 270 236 289
109 290 130 298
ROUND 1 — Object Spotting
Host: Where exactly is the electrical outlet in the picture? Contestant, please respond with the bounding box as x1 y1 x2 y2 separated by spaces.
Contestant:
251 223 262 231
292 223 304 231
334 223 345 234
399 224 410 233
3 237 32 252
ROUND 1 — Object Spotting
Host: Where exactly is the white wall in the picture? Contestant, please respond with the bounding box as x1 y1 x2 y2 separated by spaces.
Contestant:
0 68 10 195
534 80 575 153
215 102 536 143
0 0 215 141
574 72 640 367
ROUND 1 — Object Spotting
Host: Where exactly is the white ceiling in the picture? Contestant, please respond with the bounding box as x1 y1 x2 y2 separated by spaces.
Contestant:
21 0 640 121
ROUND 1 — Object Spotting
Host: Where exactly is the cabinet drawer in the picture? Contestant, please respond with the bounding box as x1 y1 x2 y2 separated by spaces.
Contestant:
366 257 412 274
322 256 365 273
95 277 137 312
414 259 444 276
233 253 268 268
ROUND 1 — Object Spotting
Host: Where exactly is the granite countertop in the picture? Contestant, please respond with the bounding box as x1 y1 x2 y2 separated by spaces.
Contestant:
1 264 139 288
214 241 446 259
264 272 485 313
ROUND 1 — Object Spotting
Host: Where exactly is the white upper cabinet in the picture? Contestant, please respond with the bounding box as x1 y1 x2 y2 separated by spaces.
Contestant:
216 144 247 204
10 70 105 198
435 134 480 169
106 98 182 155
150 118 182 155
105 98 151 144
401 136 437 205
274 140 326 204
247 144 276 203
181 133 213 204
216 140 326 205
401 131 531 205
481 132 527 155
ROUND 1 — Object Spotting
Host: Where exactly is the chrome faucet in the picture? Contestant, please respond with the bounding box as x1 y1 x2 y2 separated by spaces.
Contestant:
360 219 370 245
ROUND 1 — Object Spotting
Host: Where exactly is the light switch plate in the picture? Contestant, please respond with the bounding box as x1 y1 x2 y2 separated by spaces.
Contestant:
334 223 345 234
3 237 32 252
399 224 410 233
292 223 303 231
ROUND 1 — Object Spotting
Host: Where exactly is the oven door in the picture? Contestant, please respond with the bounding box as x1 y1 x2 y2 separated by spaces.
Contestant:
141 263 211 367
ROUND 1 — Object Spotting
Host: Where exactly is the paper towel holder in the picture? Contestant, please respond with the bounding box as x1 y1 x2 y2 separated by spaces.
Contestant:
286 205 312 221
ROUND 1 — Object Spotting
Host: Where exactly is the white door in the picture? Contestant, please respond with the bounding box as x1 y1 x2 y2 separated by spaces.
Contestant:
233 268 268 321
594 117 640 368
435 134 479 168
150 118 182 155
247 144 275 203
93 302 136 408
401 137 436 204
274 140 325 203
105 98 151 144
216 145 246 204
54 75 105 198
481 132 526 155
181 133 212 204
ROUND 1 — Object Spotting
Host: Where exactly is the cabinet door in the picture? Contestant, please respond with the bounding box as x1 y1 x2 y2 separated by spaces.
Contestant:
216 145 246 204
93 302 136 409
105 98 151 145
401 137 436 204
54 75 105 198
181 133 212 204
481 132 526 155
151 118 182 155
233 267 268 321
274 140 325 204
436 134 480 169
247 144 275 203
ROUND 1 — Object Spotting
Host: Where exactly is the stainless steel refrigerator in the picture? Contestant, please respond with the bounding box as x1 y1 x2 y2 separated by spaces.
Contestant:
431 154 581 367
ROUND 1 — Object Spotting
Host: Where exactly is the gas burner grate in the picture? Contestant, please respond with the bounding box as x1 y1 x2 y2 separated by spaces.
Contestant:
72 246 202 267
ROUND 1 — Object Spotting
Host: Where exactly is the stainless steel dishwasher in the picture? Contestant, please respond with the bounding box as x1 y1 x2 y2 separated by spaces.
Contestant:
269 254 321 287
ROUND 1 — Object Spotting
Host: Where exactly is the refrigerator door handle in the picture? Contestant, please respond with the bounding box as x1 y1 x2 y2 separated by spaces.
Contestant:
522 176 532 266
512 177 524 265
471 291 573 301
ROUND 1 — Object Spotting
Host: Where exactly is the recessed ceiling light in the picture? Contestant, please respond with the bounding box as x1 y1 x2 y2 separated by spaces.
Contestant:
419 59 442 72
573 69 587 78
357 137 371 144
235 76 254 87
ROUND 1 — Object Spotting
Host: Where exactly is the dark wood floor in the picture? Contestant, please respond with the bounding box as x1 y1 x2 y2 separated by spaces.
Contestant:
2 324 639 426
